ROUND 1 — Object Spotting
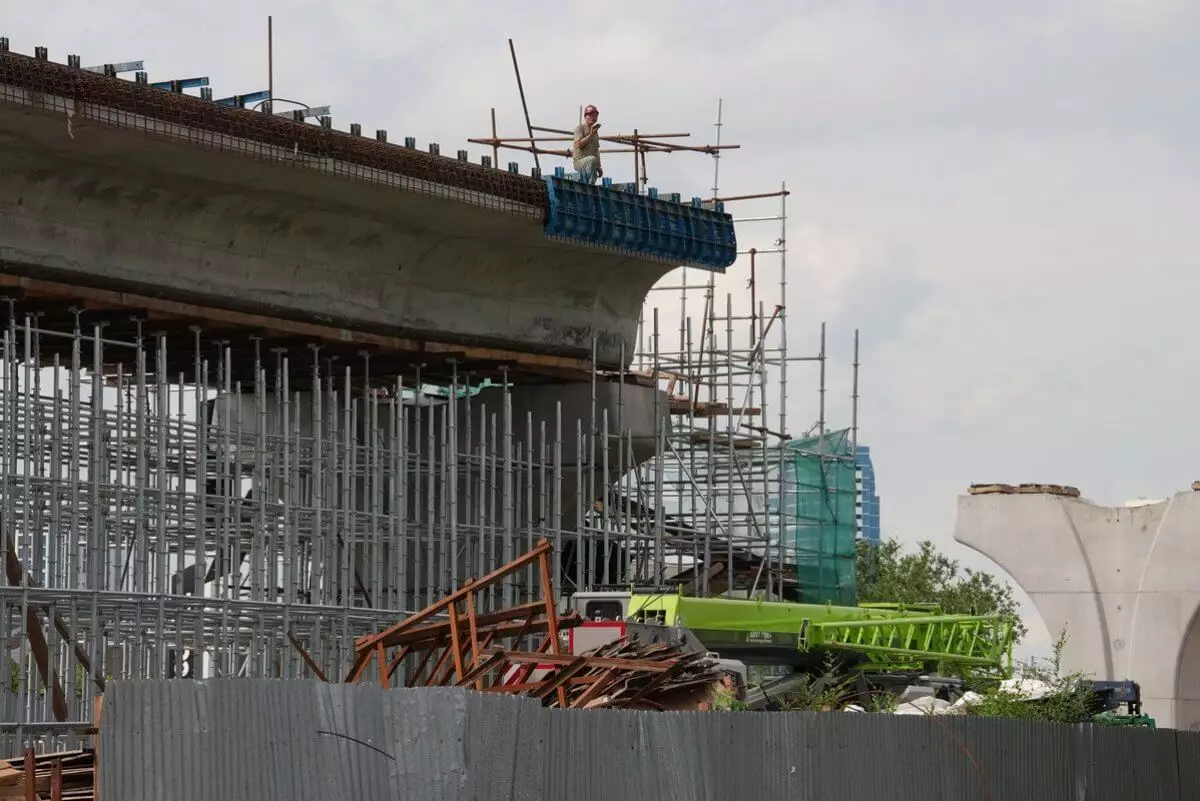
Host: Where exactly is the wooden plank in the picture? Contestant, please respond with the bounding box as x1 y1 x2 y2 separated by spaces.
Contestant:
376 600 549 648
536 550 568 709
4 534 105 699
403 640 439 687
384 645 413 682
375 642 388 689
23 749 33 801
343 647 375 683
443 613 583 644
447 599 465 683
465 591 483 690
453 651 507 689
491 650 673 673
285 631 329 682
423 641 458 688
568 668 621 708
532 656 589 705
483 675 601 694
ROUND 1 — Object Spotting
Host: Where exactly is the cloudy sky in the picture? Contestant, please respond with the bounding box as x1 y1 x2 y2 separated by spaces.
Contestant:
5 0 1199 657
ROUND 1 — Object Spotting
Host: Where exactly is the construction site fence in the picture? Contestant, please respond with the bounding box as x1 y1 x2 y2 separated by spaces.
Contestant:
97 679 1200 801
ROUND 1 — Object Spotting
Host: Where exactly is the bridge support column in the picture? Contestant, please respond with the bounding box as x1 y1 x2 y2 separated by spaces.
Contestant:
954 490 1200 730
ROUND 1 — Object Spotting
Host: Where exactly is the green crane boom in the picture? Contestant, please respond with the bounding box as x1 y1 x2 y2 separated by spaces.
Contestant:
627 593 1014 677
800 613 1014 672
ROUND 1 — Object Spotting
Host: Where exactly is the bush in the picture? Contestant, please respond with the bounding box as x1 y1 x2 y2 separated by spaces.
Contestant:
964 630 1095 723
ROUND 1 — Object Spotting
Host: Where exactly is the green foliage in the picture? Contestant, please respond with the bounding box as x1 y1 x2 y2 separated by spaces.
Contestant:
711 688 748 712
856 538 1028 643
866 691 900 714
775 654 855 712
8 659 104 698
709 674 748 711
964 630 1095 724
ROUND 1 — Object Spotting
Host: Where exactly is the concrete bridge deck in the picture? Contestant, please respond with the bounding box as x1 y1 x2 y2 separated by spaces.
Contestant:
0 49 713 368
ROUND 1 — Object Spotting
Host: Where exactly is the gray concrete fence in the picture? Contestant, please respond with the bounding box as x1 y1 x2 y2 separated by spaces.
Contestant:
98 679 1200 801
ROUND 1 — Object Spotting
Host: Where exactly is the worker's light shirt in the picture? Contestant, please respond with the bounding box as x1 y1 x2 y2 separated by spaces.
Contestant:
572 123 600 168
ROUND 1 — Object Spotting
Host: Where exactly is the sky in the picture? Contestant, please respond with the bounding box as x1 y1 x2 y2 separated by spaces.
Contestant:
4 0 1200 659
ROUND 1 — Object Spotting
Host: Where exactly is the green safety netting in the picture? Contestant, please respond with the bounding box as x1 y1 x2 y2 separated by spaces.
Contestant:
777 428 858 606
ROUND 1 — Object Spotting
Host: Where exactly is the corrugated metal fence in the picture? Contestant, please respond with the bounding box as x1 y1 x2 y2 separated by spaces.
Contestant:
99 679 1200 801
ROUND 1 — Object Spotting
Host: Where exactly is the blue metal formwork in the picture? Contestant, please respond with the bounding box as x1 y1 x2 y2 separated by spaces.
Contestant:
543 176 737 270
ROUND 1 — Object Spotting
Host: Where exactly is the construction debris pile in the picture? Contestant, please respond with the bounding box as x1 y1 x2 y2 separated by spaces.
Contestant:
0 749 94 800
550 639 725 711
288 539 724 710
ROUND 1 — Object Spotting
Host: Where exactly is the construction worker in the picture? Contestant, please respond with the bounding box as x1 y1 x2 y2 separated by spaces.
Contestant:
572 104 603 184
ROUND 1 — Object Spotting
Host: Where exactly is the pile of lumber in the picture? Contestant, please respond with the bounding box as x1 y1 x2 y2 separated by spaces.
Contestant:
0 749 93 800
498 638 725 710
308 538 725 710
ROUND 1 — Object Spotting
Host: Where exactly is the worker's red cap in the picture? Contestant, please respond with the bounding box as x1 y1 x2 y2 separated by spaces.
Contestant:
584 104 599 115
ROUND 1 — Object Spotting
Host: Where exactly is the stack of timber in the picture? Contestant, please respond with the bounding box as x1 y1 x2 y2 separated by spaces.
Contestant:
312 538 724 710
499 638 725 710
0 749 94 800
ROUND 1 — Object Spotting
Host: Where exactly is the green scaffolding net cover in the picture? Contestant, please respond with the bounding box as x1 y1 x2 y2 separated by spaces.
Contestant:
778 428 858 606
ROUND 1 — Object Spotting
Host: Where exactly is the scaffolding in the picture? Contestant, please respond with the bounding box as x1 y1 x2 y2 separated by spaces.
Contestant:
473 86 862 606
612 101 861 607
0 73 862 752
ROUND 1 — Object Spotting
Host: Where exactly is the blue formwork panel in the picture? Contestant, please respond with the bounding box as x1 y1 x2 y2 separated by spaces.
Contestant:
543 176 737 270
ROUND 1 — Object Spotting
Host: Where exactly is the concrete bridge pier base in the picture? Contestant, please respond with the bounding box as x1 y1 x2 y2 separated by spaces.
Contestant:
954 490 1200 730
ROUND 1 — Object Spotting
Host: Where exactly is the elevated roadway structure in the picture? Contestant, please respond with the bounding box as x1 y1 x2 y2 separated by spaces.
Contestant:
0 45 736 368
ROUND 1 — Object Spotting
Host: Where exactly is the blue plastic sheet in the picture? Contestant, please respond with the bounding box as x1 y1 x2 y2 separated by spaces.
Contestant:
543 175 737 270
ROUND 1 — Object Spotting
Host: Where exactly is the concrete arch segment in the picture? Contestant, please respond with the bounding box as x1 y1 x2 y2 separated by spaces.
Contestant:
0 99 673 366
954 490 1200 729
1178 606 1200 732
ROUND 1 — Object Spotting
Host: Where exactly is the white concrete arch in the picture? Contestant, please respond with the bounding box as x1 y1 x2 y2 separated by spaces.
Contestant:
1176 606 1200 731
954 489 1200 728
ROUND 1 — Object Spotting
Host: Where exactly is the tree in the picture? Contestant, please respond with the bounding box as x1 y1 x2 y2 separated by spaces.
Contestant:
855 538 1028 643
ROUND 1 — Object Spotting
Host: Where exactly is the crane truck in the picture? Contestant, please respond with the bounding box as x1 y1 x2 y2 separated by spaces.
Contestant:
561 587 1016 709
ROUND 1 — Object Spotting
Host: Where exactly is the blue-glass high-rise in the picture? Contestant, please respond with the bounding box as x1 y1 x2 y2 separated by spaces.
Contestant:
855 446 881 543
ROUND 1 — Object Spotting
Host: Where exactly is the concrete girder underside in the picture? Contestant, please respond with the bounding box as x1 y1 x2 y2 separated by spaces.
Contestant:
0 99 675 366
954 491 1200 730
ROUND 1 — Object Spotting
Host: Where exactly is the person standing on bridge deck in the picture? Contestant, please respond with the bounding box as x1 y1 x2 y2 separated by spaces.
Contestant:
572 104 603 184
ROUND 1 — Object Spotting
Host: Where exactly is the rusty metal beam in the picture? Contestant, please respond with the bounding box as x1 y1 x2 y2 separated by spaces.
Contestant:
375 599 550 648
355 540 552 652
537 548 568 708
285 630 329 682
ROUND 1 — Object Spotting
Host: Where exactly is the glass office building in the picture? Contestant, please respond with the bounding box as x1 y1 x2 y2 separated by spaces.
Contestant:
855 445 881 543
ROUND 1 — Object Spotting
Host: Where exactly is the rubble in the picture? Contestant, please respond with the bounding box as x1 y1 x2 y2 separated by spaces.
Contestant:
496 638 725 710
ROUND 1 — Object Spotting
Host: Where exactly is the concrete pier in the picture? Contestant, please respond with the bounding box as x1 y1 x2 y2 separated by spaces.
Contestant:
955 489 1200 729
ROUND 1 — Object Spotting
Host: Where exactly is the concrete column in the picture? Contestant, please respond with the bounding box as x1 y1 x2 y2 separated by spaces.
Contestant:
954 489 1200 729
